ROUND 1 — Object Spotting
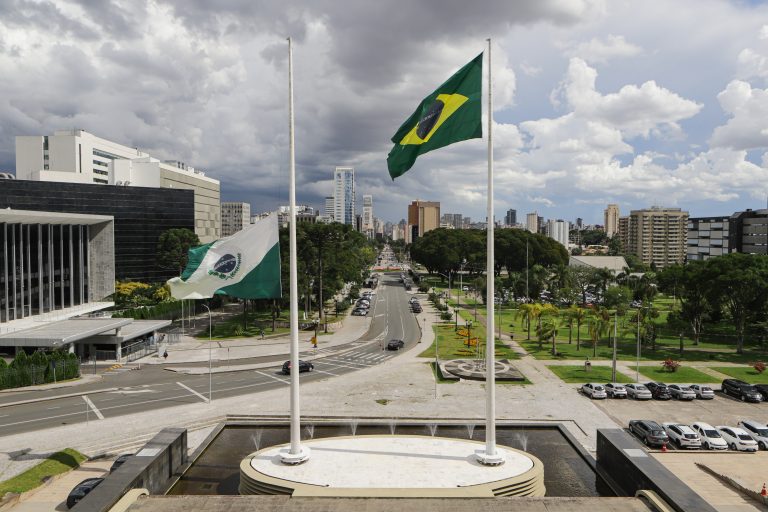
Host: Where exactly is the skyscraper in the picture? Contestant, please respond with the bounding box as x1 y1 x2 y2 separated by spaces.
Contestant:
604 204 620 238
624 207 688 269
546 219 569 247
407 200 441 240
526 212 538 233
333 167 355 226
505 209 516 226
324 196 334 220
362 194 374 237
221 202 251 237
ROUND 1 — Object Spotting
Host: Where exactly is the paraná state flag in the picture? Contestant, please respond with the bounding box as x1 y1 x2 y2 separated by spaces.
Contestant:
387 53 483 180
167 214 282 300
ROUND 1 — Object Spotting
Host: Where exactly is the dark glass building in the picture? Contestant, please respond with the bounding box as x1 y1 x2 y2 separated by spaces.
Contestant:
0 181 194 282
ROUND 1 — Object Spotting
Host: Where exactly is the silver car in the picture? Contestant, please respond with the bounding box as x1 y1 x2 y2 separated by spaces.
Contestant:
604 383 628 398
689 384 715 399
581 383 607 399
625 383 653 400
668 384 696 400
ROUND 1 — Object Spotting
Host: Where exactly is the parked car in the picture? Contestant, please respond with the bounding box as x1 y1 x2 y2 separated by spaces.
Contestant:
628 420 669 447
281 360 313 374
581 383 608 399
603 383 628 398
717 426 759 452
625 383 653 400
355 302 370 310
668 384 696 400
737 420 768 450
662 423 701 449
753 384 768 401
386 339 405 351
691 422 728 450
67 478 105 509
689 384 715 400
351 308 368 316
411 306 422 313
109 454 132 473
722 379 763 402
408 297 419 304
645 382 672 400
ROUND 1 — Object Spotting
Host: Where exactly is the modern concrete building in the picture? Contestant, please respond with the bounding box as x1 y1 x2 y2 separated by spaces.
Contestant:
333 167 355 226
729 209 768 255
362 195 374 238
276 205 317 228
546 219 569 247
15 130 220 243
621 207 688 269
505 209 517 227
440 213 463 230
526 212 538 234
604 204 620 238
0 181 195 283
687 216 731 261
324 196 334 221
221 202 251 237
407 200 440 241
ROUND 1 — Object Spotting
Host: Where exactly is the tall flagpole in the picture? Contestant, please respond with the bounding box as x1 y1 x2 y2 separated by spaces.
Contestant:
281 37 309 465
477 38 504 466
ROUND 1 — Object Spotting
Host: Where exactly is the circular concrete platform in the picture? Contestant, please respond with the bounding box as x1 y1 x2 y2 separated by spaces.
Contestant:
239 435 545 497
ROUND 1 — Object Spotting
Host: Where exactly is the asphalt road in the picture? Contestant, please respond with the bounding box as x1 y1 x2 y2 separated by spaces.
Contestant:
0 273 421 437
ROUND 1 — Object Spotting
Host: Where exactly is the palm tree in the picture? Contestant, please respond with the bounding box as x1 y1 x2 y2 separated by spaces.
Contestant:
535 304 558 350
589 307 611 357
570 306 587 351
564 308 575 344
516 303 538 340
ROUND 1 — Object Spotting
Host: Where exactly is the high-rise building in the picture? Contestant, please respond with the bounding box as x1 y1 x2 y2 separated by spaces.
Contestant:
687 216 731 261
505 209 517 226
546 219 570 247
576 217 583 229
221 202 251 237
362 195 374 237
333 167 355 226
729 209 768 255
407 200 440 241
276 205 317 228
623 207 688 269
526 212 538 233
15 130 220 243
604 204 620 238
324 196 335 220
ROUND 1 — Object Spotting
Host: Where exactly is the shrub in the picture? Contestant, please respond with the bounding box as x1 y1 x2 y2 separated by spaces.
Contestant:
754 361 767 374
440 311 453 321
661 358 680 372
418 284 430 293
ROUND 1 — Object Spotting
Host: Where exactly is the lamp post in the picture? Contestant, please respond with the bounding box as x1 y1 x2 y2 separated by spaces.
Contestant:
458 259 467 310
201 303 212 403
636 305 642 382
455 306 460 331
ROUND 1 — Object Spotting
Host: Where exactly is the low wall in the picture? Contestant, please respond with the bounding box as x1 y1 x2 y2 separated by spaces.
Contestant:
596 429 716 512
73 428 187 512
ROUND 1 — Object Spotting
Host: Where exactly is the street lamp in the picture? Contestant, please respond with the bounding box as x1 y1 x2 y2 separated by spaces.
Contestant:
458 259 467 310
454 306 460 331
200 303 212 403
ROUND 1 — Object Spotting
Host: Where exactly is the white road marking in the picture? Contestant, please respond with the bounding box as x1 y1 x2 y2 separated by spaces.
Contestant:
176 382 209 403
313 369 339 377
254 370 290 384
82 395 104 420
46 406 60 410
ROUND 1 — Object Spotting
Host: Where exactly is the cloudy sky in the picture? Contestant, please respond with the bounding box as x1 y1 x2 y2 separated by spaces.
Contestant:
2 0 768 225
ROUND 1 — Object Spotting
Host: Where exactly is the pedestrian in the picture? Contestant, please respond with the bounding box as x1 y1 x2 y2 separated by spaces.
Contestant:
163 351 168 360
260 328 265 340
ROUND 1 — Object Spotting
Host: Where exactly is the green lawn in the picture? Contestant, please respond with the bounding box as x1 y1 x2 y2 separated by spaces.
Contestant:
637 365 720 383
711 366 768 384
546 365 633 383
419 322 519 360
0 449 86 495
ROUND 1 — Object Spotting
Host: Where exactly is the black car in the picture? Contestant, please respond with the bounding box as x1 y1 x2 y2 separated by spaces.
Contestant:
109 454 132 472
645 382 672 400
722 378 763 402
754 384 768 401
629 420 669 447
281 360 313 374
67 478 104 508
386 339 405 351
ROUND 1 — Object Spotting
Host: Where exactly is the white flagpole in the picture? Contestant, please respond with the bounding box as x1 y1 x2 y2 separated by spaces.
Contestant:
281 37 309 465
477 38 504 466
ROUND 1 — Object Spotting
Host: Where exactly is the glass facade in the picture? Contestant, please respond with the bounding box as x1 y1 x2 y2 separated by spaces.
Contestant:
0 181 194 283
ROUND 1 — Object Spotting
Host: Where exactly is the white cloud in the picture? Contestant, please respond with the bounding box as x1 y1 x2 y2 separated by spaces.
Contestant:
710 80 768 150
565 34 642 63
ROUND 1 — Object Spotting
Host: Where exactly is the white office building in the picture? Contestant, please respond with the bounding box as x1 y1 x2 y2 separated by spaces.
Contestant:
526 212 538 233
324 196 335 221
221 202 251 237
15 130 220 243
333 167 355 226
362 195 374 238
546 219 570 247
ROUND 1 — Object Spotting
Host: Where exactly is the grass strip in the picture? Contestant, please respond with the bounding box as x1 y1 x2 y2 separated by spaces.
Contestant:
0 448 87 495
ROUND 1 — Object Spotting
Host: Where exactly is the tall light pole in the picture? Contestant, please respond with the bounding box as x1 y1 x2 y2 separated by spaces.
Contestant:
636 305 642 382
611 310 617 383
201 304 212 403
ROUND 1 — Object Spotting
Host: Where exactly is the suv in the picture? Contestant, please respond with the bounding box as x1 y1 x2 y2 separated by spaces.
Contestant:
629 420 669 447
737 420 768 450
662 423 701 449
386 339 405 351
67 478 104 509
281 360 313 374
645 382 672 400
722 379 763 402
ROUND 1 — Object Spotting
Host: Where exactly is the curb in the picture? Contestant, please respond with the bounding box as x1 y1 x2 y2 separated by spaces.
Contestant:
0 387 119 409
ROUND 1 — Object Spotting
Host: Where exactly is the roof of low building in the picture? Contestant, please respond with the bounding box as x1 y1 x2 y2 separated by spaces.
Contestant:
569 256 628 273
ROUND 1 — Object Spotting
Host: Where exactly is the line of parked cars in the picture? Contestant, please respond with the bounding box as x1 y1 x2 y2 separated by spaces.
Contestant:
66 454 133 508
628 418 768 452
409 296 422 314
581 381 717 401
352 291 375 316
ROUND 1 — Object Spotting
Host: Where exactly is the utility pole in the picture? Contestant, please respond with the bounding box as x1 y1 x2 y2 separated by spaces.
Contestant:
525 239 529 300
611 311 617 383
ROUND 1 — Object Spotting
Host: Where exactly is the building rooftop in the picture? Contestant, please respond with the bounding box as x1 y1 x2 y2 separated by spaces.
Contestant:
569 256 628 273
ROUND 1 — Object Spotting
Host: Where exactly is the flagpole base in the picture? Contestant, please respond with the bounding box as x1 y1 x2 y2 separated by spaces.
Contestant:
279 446 311 465
475 449 506 466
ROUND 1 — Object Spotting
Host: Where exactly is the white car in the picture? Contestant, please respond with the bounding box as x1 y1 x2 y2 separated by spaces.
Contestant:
689 384 715 400
717 426 758 452
737 420 768 450
691 422 728 450
408 297 419 304
668 384 696 400
604 383 628 398
662 423 702 449
625 383 653 400
581 383 607 399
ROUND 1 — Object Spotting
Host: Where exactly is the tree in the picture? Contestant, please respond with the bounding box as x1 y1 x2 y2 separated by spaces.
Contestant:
157 228 201 275
589 307 611 357
516 303 538 340
571 266 597 304
603 286 632 315
570 306 588 351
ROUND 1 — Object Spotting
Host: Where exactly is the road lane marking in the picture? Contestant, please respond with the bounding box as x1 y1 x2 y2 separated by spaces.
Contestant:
46 406 60 410
313 369 339 377
82 396 104 420
176 382 209 403
254 370 290 384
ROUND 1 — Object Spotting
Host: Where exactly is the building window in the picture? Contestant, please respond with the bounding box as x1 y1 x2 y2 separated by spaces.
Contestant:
93 168 109 176
92 159 108 167
93 178 108 184
43 164 49 170
93 149 119 160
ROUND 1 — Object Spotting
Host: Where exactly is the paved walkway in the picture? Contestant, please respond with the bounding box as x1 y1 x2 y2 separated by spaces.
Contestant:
7 460 111 512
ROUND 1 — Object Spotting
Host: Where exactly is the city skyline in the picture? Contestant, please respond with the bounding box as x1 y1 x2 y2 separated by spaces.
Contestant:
2 2 768 223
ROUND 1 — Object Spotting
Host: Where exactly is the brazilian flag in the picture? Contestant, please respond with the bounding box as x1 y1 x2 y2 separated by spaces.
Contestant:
387 53 483 180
